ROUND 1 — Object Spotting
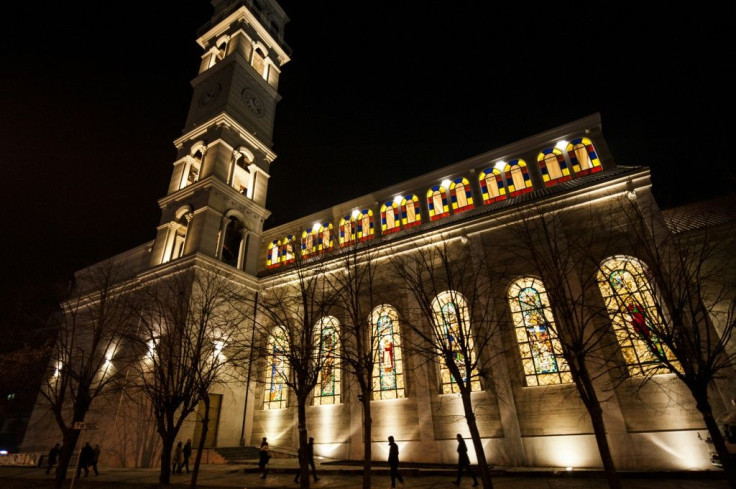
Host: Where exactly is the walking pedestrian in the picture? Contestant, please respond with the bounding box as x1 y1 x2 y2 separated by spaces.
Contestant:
179 438 192 474
91 444 100 476
294 436 319 483
387 435 404 488
452 434 478 487
172 441 183 475
45 443 60 475
76 442 94 478
258 437 271 479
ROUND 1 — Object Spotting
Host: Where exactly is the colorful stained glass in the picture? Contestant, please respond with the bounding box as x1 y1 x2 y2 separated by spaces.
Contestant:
266 240 280 269
281 236 295 264
301 226 320 257
357 209 374 241
567 137 602 176
371 305 405 400
381 201 401 234
427 186 450 221
264 330 288 409
339 215 356 246
537 148 571 187
598 256 678 376
432 292 480 394
450 178 475 212
319 222 333 252
478 168 506 204
508 278 571 386
400 195 421 228
504 159 534 197
314 317 340 405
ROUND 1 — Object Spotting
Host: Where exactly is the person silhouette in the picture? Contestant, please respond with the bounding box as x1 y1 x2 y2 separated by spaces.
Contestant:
388 435 404 488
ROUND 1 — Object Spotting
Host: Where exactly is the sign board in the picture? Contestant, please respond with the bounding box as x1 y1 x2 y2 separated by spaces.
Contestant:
72 422 98 430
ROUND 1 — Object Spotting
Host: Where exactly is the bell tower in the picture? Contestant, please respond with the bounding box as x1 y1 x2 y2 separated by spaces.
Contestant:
149 0 290 274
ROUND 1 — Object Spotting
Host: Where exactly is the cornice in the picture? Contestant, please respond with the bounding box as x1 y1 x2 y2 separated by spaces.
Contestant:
173 113 277 162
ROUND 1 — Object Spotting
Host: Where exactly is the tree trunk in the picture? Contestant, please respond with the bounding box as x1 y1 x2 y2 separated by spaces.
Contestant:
297 397 310 489
361 384 372 489
694 390 736 488
54 428 81 489
575 369 621 489
460 389 493 489
191 399 210 489
159 434 175 485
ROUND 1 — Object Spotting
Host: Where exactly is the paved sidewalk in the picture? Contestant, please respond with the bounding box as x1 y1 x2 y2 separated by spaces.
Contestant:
0 461 730 488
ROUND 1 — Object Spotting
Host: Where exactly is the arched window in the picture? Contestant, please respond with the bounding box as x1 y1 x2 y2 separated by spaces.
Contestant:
251 47 267 78
371 305 405 400
508 278 571 386
314 316 340 405
432 291 480 394
567 137 602 176
319 222 334 252
504 159 533 197
357 209 374 241
180 146 204 189
266 240 280 268
221 217 245 268
537 148 571 187
230 147 255 196
339 214 356 246
400 194 421 228
427 185 450 221
597 256 677 376
281 236 295 265
381 200 401 234
302 226 319 257
162 208 191 264
450 177 475 213
264 329 288 409
478 167 506 204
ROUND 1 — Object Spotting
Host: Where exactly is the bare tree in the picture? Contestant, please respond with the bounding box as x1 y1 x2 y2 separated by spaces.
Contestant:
390 236 502 489
507 203 622 489
127 261 251 486
611 197 736 486
255 238 339 489
325 242 383 489
37 260 135 488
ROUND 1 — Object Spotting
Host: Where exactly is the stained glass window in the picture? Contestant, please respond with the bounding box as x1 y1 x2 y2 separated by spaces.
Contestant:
537 148 571 187
314 316 340 405
281 236 295 264
401 195 421 228
266 240 280 269
432 292 480 394
357 209 374 241
264 330 288 409
319 222 333 252
301 225 319 257
339 215 356 246
478 168 506 204
381 201 401 234
597 256 678 376
504 159 534 197
427 186 450 221
450 177 475 213
371 305 405 400
567 137 602 176
508 278 571 386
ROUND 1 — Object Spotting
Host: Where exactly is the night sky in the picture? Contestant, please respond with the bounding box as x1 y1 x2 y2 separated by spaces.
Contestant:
1 2 731 314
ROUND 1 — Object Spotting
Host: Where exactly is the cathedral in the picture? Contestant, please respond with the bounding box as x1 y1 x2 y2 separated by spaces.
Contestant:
21 0 735 472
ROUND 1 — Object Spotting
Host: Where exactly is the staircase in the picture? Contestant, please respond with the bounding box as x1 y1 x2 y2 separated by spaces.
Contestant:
215 446 261 463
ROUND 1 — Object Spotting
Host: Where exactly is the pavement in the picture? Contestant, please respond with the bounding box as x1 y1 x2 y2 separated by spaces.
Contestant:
0 458 731 488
